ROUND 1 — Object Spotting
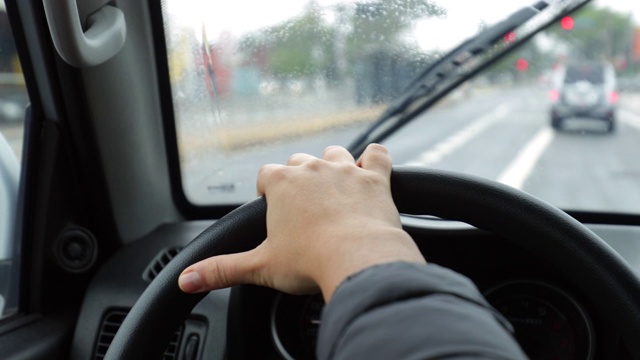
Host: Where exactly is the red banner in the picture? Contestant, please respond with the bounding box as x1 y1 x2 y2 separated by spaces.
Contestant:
634 28 640 61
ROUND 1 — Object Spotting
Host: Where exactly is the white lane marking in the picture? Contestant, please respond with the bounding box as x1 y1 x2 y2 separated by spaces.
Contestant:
619 109 640 130
405 104 509 166
497 127 555 190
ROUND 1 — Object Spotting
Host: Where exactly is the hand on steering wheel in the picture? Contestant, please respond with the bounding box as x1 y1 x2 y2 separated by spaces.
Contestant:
178 144 425 302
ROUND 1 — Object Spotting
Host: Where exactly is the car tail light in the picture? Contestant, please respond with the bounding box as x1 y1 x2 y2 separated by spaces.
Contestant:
548 89 560 102
608 91 619 104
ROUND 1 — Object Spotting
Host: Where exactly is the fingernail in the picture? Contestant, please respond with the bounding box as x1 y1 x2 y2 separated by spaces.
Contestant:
179 271 203 293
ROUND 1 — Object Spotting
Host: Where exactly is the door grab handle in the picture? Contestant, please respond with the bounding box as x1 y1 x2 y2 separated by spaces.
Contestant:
43 0 126 68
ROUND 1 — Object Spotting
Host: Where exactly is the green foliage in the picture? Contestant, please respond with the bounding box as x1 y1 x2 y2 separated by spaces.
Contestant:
239 4 334 78
238 0 445 80
265 9 335 78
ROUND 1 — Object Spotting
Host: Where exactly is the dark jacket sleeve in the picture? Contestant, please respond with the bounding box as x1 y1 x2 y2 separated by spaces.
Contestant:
316 262 528 360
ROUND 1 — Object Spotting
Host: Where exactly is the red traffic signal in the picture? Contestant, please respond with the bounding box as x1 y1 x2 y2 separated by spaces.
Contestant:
560 16 574 31
516 58 529 72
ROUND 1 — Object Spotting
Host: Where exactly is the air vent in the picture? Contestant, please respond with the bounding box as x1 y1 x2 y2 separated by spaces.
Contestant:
93 309 183 359
143 247 182 282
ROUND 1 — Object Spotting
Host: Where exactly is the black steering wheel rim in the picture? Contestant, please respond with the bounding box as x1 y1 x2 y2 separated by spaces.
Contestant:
105 167 640 359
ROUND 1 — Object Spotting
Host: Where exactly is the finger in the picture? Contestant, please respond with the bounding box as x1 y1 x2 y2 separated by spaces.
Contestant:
178 250 262 293
323 145 355 164
356 143 392 178
287 152 316 166
257 163 287 196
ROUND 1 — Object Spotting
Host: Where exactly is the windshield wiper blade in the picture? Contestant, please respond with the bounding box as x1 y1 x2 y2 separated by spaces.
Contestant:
347 1 550 158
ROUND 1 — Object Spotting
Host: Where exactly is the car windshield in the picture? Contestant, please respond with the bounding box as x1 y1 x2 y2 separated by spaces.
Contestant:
162 0 640 216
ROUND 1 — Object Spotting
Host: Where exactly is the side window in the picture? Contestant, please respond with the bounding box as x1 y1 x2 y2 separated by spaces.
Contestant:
0 2 28 320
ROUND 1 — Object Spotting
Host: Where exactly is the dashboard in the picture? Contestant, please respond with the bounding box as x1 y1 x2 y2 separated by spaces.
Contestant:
268 280 594 359
70 217 640 359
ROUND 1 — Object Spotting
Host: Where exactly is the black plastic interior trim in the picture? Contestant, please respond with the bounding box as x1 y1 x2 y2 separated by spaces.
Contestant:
0 309 76 359
5 0 48 316
6 0 106 316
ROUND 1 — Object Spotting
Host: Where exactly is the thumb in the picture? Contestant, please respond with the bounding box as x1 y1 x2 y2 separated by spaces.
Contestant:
178 250 261 293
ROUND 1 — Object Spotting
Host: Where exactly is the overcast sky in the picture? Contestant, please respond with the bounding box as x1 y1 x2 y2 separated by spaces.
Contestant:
167 0 640 51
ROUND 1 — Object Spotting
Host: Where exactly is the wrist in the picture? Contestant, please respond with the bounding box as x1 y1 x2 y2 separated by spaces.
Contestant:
312 226 426 302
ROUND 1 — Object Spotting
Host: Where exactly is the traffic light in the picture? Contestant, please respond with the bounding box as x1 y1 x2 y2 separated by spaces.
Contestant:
560 16 574 31
516 58 528 72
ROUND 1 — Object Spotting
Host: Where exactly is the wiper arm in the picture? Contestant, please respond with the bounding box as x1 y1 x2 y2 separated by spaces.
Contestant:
347 1 549 158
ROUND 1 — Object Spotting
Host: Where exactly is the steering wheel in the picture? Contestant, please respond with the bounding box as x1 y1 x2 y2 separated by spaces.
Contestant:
104 167 640 359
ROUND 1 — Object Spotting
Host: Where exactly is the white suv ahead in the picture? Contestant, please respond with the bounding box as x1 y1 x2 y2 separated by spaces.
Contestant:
550 62 618 133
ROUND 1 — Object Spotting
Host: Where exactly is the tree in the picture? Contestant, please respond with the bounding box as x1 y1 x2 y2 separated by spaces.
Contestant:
239 2 335 79
238 0 446 83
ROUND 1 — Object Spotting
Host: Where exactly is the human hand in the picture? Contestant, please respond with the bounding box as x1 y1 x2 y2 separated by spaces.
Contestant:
178 144 425 301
